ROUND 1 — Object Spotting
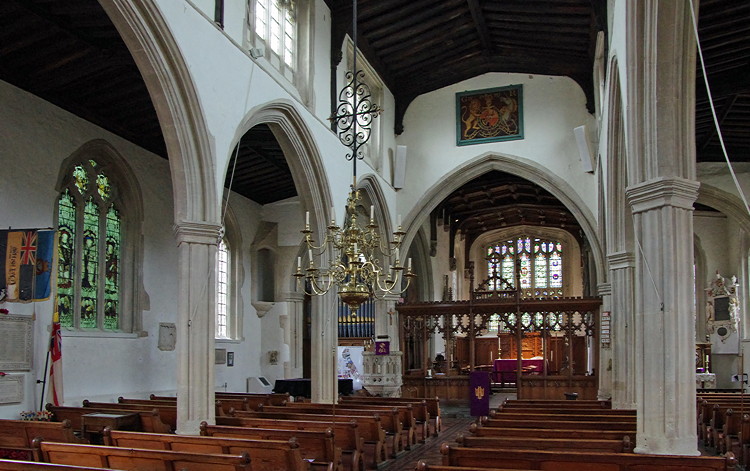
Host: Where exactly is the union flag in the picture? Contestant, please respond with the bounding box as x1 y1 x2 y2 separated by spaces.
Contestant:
20 231 37 265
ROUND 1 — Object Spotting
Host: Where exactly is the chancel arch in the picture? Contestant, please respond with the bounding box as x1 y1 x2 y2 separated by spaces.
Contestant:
401 153 604 292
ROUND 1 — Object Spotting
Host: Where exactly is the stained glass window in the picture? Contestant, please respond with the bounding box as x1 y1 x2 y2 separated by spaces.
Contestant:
80 198 99 328
487 236 564 297
57 190 76 328
534 241 548 288
73 164 88 194
56 159 121 330
104 206 120 330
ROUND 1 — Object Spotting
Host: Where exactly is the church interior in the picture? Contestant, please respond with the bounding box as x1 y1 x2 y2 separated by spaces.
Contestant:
2 0 750 468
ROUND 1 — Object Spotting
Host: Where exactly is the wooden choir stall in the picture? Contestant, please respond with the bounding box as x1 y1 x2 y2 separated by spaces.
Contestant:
397 267 602 403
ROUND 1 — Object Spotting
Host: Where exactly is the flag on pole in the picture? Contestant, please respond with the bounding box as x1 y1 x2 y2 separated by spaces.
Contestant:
0 229 55 302
47 310 63 406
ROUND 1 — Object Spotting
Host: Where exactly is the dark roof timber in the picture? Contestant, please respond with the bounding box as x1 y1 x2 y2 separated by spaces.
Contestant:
326 0 605 134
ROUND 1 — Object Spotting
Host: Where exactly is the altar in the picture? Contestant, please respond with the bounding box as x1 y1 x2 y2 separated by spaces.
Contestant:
493 358 544 386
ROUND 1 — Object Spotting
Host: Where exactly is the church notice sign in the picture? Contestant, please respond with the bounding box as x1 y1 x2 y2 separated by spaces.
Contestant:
456 84 523 146
0 314 34 371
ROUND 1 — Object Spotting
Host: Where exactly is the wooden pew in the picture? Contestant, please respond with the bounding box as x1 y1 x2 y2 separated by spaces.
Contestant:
228 411 386 469
488 410 636 423
320 402 416 448
468 422 636 444
198 421 341 471
32 440 252 471
82 400 178 431
495 405 634 416
261 402 411 452
150 392 290 410
414 463 534 471
0 459 120 471
118 396 244 416
723 411 749 462
440 444 735 471
501 399 611 408
0 419 88 459
46 404 170 434
214 416 364 471
216 392 292 406
101 428 310 471
455 433 632 453
480 417 636 432
340 396 441 437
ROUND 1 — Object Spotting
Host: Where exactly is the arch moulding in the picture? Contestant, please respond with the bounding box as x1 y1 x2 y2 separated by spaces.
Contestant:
99 0 218 225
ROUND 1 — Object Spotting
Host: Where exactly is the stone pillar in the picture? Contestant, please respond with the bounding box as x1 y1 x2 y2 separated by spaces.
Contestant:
310 292 337 403
596 282 613 401
174 221 222 435
374 294 400 342
626 177 699 455
608 251 637 410
285 291 305 379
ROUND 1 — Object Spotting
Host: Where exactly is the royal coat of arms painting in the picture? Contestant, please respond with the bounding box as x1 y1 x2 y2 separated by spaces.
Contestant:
456 85 523 145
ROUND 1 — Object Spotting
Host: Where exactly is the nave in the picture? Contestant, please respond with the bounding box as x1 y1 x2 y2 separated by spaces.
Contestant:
0 391 742 471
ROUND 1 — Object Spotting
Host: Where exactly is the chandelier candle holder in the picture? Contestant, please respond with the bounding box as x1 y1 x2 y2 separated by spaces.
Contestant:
293 0 415 313
294 183 415 314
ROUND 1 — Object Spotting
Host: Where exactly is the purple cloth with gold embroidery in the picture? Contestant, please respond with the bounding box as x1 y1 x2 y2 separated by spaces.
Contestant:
469 371 491 417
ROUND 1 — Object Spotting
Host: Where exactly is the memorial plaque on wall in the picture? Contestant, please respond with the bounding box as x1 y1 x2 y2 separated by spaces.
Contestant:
0 375 24 404
0 315 34 370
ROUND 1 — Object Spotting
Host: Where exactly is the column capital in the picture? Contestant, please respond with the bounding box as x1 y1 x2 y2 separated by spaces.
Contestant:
174 220 223 245
597 282 612 297
625 177 699 214
284 291 305 302
607 251 635 269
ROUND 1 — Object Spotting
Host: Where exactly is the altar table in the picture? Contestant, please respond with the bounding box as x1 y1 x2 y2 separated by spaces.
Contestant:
493 359 544 386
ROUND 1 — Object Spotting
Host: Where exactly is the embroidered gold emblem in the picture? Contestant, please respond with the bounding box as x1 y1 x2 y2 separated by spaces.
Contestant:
474 386 485 400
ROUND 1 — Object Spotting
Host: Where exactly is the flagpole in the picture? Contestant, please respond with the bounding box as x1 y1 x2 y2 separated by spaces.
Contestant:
38 348 51 411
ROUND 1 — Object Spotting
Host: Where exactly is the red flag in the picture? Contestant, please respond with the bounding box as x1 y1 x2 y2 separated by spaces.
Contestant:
47 311 63 406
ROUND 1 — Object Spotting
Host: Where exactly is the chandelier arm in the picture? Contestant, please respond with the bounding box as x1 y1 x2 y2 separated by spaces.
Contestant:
307 273 335 296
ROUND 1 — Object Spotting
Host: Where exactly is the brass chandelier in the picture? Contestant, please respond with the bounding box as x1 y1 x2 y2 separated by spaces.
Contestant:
293 0 415 313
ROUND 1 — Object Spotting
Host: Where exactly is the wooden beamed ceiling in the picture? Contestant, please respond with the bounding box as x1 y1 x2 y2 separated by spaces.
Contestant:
0 0 748 210
434 171 583 248
329 0 602 134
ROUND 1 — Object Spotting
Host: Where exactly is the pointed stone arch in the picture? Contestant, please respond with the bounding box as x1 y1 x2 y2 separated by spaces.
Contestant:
401 153 604 289
233 100 337 402
233 100 333 240
98 1 217 224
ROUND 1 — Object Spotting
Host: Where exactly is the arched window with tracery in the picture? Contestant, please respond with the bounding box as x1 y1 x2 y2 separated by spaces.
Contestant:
57 159 122 330
487 237 564 298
